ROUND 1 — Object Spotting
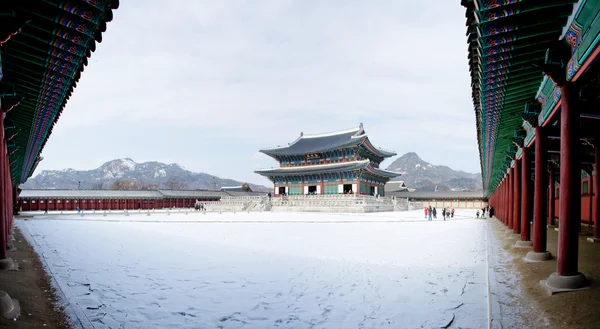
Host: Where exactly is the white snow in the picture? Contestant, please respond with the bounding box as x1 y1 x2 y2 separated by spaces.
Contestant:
121 159 137 170
17 210 489 329
154 169 167 178
415 164 421 168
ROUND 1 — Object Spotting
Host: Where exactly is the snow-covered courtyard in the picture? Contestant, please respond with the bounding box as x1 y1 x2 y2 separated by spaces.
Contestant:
17 210 489 329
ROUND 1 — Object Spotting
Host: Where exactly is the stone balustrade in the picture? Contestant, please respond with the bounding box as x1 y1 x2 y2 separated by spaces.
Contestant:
198 194 422 213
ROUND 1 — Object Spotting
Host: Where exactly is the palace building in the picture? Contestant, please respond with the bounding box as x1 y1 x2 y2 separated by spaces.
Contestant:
255 124 398 196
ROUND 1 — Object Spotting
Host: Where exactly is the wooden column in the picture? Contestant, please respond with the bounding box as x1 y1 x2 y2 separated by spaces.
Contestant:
594 145 600 239
549 167 555 226
589 175 593 227
533 125 549 252
0 115 6 259
520 148 531 241
508 168 514 229
513 158 521 234
557 82 581 277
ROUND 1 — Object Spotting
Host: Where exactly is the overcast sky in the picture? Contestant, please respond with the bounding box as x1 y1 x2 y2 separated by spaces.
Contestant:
34 0 478 187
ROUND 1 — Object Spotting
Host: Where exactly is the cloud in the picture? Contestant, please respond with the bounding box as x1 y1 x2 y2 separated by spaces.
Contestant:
35 0 479 185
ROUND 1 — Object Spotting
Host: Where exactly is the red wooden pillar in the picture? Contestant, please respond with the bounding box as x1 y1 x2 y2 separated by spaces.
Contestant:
513 157 521 234
508 169 514 229
594 146 600 239
555 82 584 279
0 114 6 259
520 148 531 241
589 175 593 226
502 178 507 223
533 125 549 253
549 166 555 225
501 178 505 223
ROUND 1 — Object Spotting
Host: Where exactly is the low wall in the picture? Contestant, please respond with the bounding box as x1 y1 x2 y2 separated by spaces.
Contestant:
199 195 425 213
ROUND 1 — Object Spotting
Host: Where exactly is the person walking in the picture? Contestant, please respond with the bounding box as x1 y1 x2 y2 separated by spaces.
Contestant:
442 208 446 220
476 210 480 218
424 207 428 219
428 206 433 221
451 208 455 218
432 207 437 219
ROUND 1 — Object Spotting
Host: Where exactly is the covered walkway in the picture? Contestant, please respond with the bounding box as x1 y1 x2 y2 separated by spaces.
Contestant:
463 0 600 293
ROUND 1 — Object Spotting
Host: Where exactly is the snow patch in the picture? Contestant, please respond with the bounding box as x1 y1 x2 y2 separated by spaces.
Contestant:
154 169 167 178
120 158 137 170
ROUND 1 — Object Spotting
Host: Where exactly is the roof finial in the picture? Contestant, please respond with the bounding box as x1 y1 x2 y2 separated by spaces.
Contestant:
300 132 303 137
359 122 363 130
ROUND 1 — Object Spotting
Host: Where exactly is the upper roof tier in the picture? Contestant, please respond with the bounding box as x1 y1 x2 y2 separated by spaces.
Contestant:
260 124 396 158
254 160 400 178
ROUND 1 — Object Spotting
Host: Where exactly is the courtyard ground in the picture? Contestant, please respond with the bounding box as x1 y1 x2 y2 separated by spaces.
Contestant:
0 226 71 328
488 218 600 329
10 209 593 329
16 210 489 329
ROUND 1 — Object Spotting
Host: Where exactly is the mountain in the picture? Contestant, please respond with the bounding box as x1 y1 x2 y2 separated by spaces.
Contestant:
22 158 270 192
385 152 483 192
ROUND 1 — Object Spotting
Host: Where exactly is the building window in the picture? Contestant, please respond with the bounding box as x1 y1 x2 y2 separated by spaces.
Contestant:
583 181 589 194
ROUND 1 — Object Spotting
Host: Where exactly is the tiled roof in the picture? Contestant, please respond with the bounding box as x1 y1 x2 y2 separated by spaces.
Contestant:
1 1 119 184
260 125 395 158
389 191 484 199
18 189 262 199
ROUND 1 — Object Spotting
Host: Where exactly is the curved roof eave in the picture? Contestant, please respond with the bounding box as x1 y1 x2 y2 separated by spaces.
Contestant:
366 165 401 178
255 160 370 176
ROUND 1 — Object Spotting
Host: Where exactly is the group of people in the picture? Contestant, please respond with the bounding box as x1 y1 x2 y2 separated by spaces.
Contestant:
476 205 495 218
424 206 454 221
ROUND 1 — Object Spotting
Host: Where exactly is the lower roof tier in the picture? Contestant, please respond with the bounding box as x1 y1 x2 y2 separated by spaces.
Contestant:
254 160 400 179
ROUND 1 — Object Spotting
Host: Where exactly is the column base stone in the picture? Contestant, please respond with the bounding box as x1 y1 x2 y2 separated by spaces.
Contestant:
541 272 588 295
513 240 533 248
0 290 20 319
586 237 600 243
525 251 552 262
0 258 17 271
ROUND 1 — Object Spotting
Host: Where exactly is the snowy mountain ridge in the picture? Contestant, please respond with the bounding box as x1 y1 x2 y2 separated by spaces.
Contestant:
386 152 483 192
23 158 269 191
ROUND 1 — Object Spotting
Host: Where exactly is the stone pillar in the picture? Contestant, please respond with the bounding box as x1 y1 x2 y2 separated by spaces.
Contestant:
513 157 521 234
516 147 532 247
544 82 587 292
528 124 551 260
588 145 600 242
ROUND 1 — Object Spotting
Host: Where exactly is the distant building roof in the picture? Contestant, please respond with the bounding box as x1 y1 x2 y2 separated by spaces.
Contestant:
17 189 260 199
223 191 265 197
255 160 399 178
19 189 162 199
221 184 253 192
158 190 224 198
385 181 409 192
259 124 396 158
388 191 484 199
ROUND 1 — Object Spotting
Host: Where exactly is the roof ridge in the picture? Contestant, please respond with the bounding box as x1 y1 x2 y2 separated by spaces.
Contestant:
302 126 362 139
259 124 364 151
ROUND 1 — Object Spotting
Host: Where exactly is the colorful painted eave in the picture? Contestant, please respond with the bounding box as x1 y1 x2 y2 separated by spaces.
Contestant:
462 0 580 197
0 0 119 184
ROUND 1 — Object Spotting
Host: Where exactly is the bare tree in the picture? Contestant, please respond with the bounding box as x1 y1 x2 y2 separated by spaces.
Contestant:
110 179 138 190
165 178 188 190
138 180 159 191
